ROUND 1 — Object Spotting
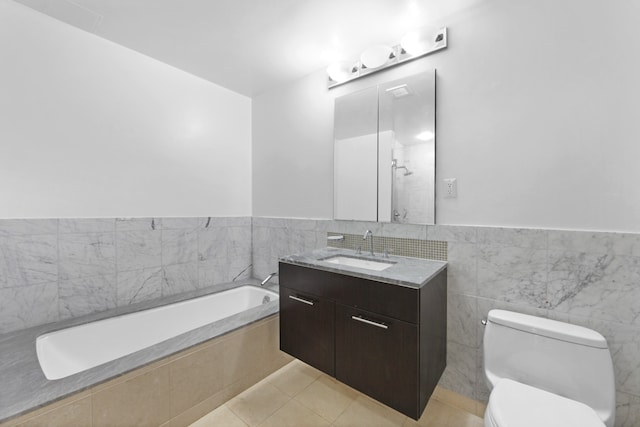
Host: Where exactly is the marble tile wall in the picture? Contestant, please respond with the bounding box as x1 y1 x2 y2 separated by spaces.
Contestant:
2 216 638 425
0 217 252 335
252 218 640 427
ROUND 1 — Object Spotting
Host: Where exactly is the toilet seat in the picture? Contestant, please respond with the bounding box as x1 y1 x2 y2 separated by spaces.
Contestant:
485 379 605 427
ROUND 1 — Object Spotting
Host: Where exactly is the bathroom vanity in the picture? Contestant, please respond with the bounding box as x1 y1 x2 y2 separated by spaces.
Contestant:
279 248 447 419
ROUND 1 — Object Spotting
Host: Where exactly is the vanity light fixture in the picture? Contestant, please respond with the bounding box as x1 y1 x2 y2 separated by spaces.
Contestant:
360 45 394 69
327 26 447 89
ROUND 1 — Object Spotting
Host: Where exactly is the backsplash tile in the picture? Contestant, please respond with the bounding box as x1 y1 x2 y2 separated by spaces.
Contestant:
198 263 229 288
162 263 199 296
59 218 115 234
0 217 252 335
117 267 163 306
162 229 198 265
161 217 200 230
476 227 547 248
427 225 477 243
547 251 640 325
568 315 640 397
198 226 228 263
440 341 476 398
476 245 548 308
115 217 159 232
0 282 58 333
59 232 116 280
447 293 477 348
59 274 117 319
226 227 252 260
617 391 640 427
0 234 58 287
548 230 640 256
445 242 477 295
0 219 58 236
116 230 162 271
326 232 447 261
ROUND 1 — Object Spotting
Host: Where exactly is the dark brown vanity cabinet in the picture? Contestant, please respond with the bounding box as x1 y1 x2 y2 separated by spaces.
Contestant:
279 262 447 420
335 304 418 416
279 286 335 375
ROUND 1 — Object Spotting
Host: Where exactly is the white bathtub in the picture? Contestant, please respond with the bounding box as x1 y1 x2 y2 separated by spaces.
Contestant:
36 285 279 380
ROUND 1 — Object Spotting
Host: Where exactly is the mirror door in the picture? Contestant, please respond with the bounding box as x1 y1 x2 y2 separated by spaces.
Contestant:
333 86 379 221
333 70 436 224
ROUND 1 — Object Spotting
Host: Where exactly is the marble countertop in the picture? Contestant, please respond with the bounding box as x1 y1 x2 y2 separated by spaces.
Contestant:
0 280 279 423
279 248 447 289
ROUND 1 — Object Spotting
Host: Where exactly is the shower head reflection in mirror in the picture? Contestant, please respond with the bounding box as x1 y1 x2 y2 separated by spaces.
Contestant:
392 158 412 176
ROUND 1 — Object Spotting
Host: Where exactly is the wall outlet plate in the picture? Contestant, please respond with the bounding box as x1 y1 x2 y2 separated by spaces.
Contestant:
444 178 457 198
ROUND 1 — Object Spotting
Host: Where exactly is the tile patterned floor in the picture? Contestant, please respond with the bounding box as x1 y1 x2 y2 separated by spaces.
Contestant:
190 360 485 427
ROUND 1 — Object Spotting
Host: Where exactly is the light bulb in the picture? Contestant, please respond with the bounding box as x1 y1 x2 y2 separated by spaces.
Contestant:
401 28 433 56
360 45 392 69
327 62 353 83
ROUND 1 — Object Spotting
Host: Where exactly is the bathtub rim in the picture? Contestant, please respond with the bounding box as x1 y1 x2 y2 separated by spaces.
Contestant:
0 280 280 424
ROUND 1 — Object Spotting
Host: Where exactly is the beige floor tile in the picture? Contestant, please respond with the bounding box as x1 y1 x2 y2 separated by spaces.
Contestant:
333 395 407 427
226 380 290 426
258 399 330 427
267 360 322 397
165 387 229 427
294 375 359 422
432 386 477 415
475 402 487 418
188 363 484 427
190 404 248 427
402 398 484 427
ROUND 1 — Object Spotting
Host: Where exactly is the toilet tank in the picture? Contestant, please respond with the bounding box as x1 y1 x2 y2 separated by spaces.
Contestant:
483 310 616 427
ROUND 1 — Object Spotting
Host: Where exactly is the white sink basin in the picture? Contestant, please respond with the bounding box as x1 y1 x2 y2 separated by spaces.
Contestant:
322 255 395 271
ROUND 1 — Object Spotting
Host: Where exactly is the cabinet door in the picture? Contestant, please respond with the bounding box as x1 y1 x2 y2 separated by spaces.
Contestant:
335 304 419 418
279 286 335 376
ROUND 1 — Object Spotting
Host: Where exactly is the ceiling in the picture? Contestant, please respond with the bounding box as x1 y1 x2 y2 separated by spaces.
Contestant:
13 0 476 97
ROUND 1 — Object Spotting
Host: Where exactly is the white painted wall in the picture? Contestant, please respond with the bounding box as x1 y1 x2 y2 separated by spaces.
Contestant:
252 0 640 233
252 71 334 219
0 1 252 218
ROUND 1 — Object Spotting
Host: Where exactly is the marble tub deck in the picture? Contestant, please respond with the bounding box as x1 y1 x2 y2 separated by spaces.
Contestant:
0 279 279 423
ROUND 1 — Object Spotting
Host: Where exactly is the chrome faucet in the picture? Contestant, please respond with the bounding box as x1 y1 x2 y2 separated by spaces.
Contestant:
363 229 374 256
261 272 278 286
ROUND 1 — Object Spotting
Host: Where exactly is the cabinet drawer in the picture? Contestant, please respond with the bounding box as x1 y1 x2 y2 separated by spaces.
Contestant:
279 262 334 298
279 286 335 376
280 262 419 323
335 304 419 418
334 275 419 324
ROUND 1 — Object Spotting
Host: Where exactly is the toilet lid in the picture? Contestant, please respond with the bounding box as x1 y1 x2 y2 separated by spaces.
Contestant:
486 379 605 427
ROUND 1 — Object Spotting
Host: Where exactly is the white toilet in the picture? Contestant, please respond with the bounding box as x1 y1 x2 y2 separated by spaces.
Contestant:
482 309 616 427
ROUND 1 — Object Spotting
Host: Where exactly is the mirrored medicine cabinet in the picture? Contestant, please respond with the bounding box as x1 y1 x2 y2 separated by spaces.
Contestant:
333 70 436 224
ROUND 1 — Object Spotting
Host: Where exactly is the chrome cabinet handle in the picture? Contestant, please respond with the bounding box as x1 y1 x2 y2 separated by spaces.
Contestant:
288 295 314 306
351 315 388 329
